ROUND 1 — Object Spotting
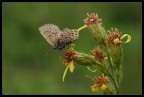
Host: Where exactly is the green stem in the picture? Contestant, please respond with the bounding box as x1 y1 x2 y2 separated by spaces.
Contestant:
106 45 119 94
75 52 112 78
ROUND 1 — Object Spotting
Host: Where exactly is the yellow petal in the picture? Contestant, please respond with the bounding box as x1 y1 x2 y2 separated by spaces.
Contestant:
104 76 108 81
62 64 71 82
114 38 121 44
77 25 88 32
121 34 131 43
91 85 99 92
104 57 107 60
101 84 107 91
69 60 74 73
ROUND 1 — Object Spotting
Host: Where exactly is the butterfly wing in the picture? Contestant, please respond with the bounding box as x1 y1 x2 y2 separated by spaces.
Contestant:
62 28 79 42
39 24 62 48
58 28 71 44
69 29 79 41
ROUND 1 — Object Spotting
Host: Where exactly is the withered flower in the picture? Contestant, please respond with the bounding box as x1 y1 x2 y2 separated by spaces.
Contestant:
91 47 107 63
91 74 110 93
61 47 77 82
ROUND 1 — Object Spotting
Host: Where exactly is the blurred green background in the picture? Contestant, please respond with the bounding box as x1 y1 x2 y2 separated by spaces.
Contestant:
2 2 142 95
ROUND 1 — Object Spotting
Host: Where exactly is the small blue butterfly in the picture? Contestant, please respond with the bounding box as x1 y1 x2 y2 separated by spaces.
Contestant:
39 24 79 51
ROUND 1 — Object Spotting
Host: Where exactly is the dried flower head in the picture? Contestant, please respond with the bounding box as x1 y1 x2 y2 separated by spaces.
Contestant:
91 74 110 92
91 47 107 63
95 74 109 87
84 13 102 25
62 47 77 66
105 28 122 46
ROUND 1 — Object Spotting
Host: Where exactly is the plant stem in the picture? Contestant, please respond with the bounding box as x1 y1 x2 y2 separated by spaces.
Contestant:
106 45 119 94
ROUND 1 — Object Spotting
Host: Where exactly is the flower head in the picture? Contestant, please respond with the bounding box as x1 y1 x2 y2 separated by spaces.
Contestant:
62 47 77 66
105 28 131 46
84 13 102 25
105 28 122 46
95 74 109 87
91 47 107 63
61 47 77 81
91 74 110 92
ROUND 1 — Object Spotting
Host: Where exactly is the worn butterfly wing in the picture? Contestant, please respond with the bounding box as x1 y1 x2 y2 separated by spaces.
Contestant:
62 28 79 42
69 29 79 41
58 28 71 44
39 24 62 48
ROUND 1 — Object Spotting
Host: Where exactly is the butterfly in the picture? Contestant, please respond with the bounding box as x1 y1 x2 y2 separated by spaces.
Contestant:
39 24 79 51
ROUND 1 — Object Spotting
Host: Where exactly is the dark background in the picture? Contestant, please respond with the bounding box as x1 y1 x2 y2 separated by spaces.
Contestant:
2 2 142 94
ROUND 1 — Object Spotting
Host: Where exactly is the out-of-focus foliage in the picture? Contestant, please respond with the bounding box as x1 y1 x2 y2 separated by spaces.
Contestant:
2 2 142 94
